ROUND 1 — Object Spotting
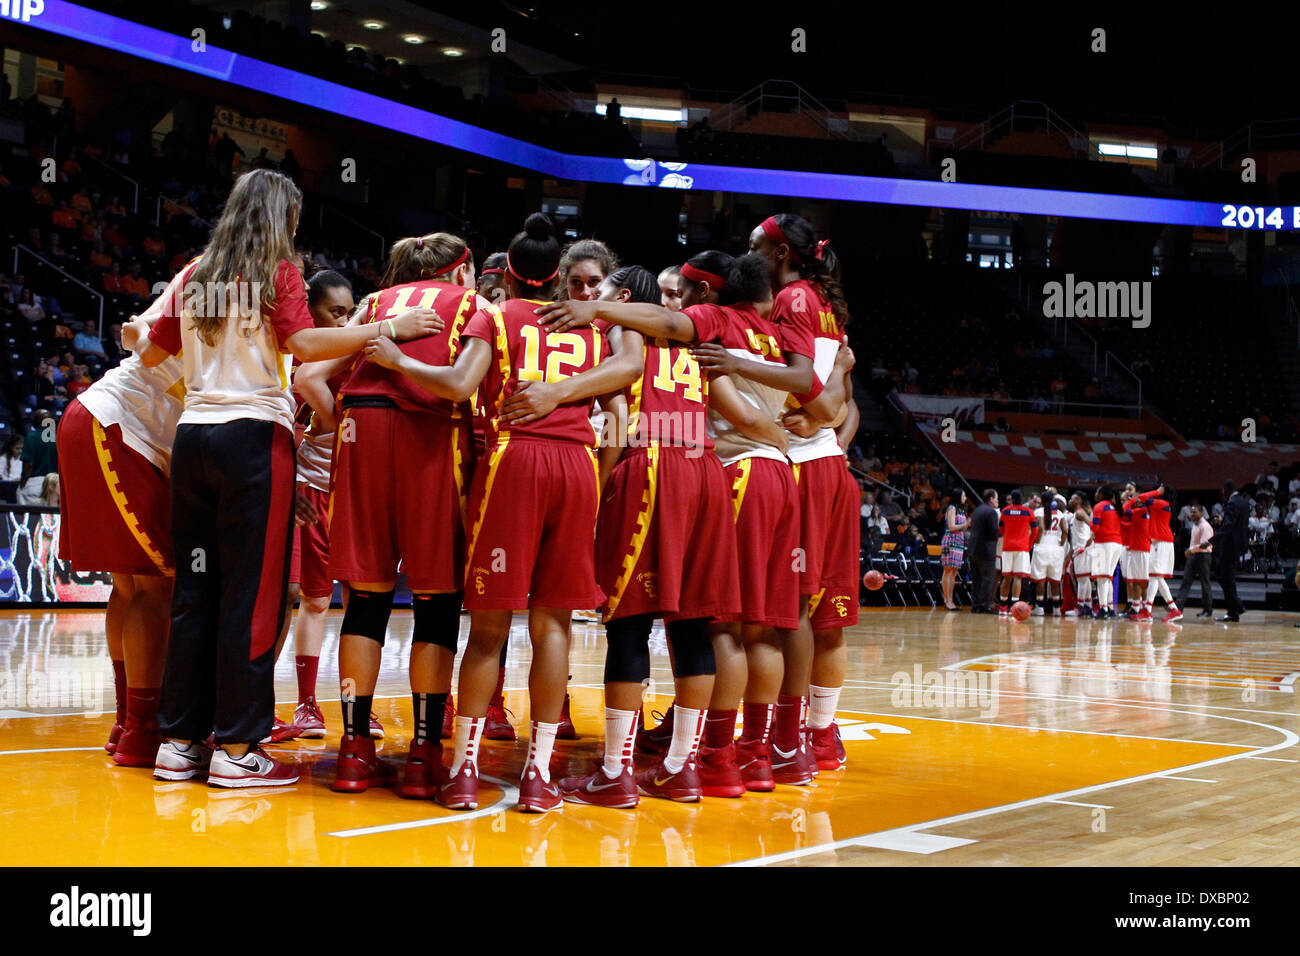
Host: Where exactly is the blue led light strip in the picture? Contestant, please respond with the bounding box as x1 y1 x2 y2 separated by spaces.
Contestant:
14 1 1292 229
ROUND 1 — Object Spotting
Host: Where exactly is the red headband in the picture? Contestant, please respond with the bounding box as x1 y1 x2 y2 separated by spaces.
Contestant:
760 216 801 265
815 239 829 260
506 253 559 288
680 261 726 289
481 268 505 276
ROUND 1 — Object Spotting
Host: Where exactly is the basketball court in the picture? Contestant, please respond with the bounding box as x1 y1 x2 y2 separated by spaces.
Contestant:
7 606 1297 867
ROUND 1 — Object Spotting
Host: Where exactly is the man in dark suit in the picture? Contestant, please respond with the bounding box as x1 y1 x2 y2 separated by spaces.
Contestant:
1212 479 1251 622
967 488 1000 613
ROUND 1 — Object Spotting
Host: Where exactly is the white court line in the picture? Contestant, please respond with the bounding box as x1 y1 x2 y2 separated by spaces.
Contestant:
726 705 1297 867
0 746 103 756
1245 755 1299 762
1161 775 1217 783
1048 800 1113 809
326 776 520 837
841 676 1300 719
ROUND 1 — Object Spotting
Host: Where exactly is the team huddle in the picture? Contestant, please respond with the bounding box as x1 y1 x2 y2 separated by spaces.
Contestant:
56 168 861 813
990 482 1181 622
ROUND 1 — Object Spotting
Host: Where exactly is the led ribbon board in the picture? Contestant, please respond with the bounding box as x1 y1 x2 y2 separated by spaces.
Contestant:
13 1 1295 229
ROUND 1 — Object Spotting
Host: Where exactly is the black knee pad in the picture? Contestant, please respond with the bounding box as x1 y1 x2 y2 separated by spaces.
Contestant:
666 617 715 677
340 589 394 644
413 591 462 651
603 614 653 684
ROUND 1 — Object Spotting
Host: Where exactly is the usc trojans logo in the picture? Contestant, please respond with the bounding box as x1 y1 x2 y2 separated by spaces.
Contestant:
831 595 850 618
637 572 658 598
472 567 491 595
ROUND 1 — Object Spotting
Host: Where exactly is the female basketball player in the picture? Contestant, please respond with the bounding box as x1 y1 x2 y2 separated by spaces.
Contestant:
365 213 610 813
735 213 859 773
273 269 355 740
558 238 618 302
540 251 849 791
326 232 485 796
130 169 441 788
476 252 508 305
58 266 190 768
506 264 789 804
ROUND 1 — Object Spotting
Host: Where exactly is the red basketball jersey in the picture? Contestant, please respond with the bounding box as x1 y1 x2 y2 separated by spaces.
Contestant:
1124 498 1151 552
462 298 605 446
618 333 712 451
1092 500 1122 543
770 278 837 404
998 504 1037 552
339 279 479 416
1139 491 1174 542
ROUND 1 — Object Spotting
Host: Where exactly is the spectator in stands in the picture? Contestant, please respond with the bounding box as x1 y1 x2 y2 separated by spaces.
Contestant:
101 261 126 294
51 200 80 232
0 435 23 485
38 472 59 508
878 489 903 522
280 148 300 182
73 320 106 358
66 365 92 399
18 407 57 505
121 262 149 302
940 490 970 610
17 287 44 323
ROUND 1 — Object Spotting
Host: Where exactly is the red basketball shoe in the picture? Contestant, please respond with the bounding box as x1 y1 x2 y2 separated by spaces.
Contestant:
331 734 396 793
437 760 479 810
517 763 563 813
636 707 674 755
556 693 576 740
105 721 123 755
440 698 454 740
696 742 746 798
770 740 814 786
635 757 702 802
484 703 516 742
262 717 301 744
560 761 639 809
1164 605 1183 623
735 736 775 792
293 698 326 738
369 715 385 739
112 716 164 768
809 723 847 771
400 739 447 799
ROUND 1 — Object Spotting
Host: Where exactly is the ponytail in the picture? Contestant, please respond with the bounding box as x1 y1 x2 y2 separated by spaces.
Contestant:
770 213 851 328
380 232 471 289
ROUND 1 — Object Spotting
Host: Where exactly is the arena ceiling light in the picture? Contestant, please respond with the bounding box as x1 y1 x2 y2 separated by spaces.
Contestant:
361 21 385 31
310 0 328 9
19 2 1296 231
441 46 464 56
1098 142 1160 160
403 34 426 45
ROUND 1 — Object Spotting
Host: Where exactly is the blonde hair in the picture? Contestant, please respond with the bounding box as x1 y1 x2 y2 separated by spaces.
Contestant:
379 233 470 289
188 169 303 346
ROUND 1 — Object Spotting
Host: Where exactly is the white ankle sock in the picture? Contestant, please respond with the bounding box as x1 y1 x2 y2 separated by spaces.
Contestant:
603 707 637 777
528 720 559 783
450 715 483 776
662 705 704 773
808 684 841 730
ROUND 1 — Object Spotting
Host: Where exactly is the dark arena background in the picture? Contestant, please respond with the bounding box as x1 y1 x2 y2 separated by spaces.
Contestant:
0 0 1297 924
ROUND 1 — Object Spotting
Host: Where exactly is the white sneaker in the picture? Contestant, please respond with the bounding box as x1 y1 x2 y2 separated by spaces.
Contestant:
1063 609 1078 617
1031 606 1046 616
208 745 300 789
154 740 213 781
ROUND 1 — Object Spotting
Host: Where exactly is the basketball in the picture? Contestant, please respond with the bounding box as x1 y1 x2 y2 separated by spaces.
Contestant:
863 570 885 590
1011 601 1032 621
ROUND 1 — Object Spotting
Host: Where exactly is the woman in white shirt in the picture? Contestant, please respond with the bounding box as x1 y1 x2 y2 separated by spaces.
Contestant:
0 435 22 483
131 169 440 789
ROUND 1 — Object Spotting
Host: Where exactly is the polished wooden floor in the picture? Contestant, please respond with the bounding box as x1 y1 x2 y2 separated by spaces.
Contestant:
3 606 1299 866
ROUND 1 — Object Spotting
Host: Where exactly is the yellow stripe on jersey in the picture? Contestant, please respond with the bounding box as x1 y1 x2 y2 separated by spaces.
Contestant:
588 446 600 515
792 463 802 485
327 409 353 528
447 289 475 362
626 346 646 446
464 432 511 582
604 444 659 620
452 423 470 531
165 378 187 403
808 587 826 618
731 457 753 523
489 304 512 416
91 419 171 575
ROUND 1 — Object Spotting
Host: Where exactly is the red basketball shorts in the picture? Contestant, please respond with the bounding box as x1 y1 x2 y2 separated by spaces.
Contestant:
57 397 173 575
724 456 800 630
327 406 471 592
597 445 740 623
464 436 605 611
795 455 862 629
290 484 333 599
